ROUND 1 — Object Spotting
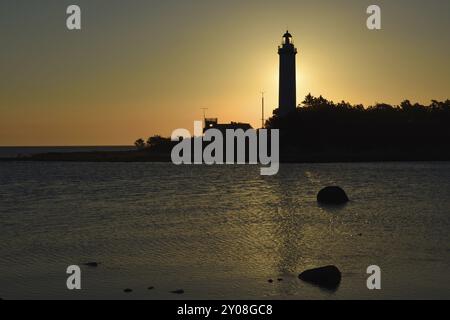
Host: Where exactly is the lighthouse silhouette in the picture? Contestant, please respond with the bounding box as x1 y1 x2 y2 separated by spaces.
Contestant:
278 31 297 117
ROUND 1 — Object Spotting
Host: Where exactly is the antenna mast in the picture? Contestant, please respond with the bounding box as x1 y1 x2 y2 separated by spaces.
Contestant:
200 107 208 126
261 91 265 128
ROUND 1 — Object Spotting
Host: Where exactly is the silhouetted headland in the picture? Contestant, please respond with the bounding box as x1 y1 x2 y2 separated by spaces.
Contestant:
3 95 450 163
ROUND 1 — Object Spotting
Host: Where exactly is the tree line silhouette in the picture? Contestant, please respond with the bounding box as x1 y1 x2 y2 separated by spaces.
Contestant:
266 94 450 159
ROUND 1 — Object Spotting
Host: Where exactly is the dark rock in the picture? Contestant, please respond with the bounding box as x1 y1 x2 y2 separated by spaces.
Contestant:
123 288 133 293
148 286 154 290
267 279 274 283
277 278 283 282
83 262 99 267
317 186 349 205
299 265 341 290
171 289 184 294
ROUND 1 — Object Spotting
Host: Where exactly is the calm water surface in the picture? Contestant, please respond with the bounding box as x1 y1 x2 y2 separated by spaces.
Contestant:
0 162 449 299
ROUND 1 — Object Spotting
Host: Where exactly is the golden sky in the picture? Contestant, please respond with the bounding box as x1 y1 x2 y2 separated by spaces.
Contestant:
0 0 449 146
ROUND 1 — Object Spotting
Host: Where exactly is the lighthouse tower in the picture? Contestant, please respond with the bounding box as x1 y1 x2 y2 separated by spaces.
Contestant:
278 31 297 117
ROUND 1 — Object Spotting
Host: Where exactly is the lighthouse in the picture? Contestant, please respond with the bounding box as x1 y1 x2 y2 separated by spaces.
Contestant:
278 31 297 116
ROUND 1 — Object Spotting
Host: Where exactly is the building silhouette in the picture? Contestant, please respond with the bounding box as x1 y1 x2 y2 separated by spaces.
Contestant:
204 118 252 134
277 31 298 117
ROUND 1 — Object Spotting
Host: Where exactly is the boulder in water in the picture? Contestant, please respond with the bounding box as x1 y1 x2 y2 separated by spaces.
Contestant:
171 289 184 294
317 186 349 205
83 262 99 267
299 265 341 290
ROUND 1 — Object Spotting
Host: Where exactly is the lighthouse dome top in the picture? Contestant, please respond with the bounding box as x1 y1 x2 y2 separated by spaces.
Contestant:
282 30 293 44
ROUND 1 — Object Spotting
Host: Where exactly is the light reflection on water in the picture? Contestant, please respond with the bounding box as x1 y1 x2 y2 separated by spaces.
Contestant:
0 162 449 299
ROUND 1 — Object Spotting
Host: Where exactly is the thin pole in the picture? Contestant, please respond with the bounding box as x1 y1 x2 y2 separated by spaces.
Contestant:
200 107 208 126
261 92 265 128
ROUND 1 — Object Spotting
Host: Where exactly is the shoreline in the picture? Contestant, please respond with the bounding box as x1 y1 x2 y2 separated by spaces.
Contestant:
2 149 450 164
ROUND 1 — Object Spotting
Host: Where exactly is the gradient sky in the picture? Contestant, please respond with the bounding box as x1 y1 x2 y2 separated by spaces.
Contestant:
1 0 449 146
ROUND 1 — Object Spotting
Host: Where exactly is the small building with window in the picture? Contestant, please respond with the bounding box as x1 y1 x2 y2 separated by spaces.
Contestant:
204 118 252 134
